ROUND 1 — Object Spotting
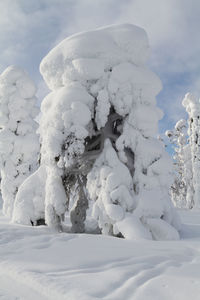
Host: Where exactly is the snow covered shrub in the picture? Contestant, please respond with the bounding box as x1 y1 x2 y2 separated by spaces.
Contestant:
0 66 39 218
40 24 180 239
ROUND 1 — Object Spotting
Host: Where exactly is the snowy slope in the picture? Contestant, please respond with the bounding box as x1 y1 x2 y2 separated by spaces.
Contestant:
0 209 200 300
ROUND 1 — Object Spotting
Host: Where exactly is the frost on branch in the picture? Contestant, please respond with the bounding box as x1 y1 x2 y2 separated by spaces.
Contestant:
0 66 40 218
40 24 180 239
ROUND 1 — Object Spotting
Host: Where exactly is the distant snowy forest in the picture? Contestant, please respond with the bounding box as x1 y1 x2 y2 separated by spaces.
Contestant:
0 23 195 242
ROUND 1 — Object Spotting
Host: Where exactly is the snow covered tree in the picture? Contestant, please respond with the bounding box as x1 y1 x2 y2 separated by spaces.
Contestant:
165 119 191 208
0 66 40 218
39 24 180 239
182 93 200 208
166 93 200 209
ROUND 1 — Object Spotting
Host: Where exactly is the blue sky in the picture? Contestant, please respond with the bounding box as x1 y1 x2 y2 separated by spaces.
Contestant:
0 0 200 141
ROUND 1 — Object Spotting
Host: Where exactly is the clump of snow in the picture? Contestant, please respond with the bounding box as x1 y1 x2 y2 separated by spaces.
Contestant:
39 23 180 239
44 167 67 229
114 214 152 240
0 66 40 219
145 218 180 240
87 139 135 235
72 58 104 80
12 166 46 225
40 24 150 90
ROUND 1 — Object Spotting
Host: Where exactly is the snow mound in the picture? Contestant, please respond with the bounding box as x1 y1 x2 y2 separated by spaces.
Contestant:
114 214 152 240
12 166 46 225
145 217 180 240
0 65 36 99
40 24 150 90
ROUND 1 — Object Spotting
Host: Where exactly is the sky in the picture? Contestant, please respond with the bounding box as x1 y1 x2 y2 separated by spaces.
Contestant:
0 0 200 142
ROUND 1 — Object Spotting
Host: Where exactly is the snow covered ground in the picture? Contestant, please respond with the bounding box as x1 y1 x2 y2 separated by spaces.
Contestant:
0 209 200 300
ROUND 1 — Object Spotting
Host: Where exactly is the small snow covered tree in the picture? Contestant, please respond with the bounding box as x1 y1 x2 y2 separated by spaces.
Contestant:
182 93 200 208
166 93 200 209
166 120 191 208
0 66 40 218
39 24 180 239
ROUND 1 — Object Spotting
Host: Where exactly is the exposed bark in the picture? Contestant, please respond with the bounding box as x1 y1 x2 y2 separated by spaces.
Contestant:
70 175 88 233
61 106 134 233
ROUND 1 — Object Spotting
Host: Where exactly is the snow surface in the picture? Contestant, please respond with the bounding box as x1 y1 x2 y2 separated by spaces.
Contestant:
0 209 200 300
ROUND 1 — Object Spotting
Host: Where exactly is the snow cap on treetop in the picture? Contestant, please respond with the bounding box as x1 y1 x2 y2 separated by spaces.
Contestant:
0 65 36 99
182 93 200 116
182 93 196 107
40 23 150 90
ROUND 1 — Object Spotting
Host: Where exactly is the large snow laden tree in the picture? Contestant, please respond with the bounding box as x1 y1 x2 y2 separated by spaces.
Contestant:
40 24 180 240
0 66 39 218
